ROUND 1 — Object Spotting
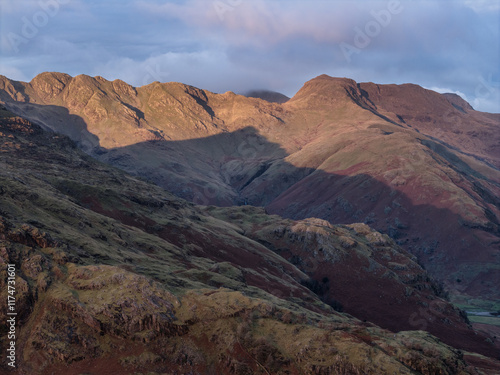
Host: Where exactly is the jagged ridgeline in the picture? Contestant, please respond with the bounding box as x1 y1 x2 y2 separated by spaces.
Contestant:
0 73 500 374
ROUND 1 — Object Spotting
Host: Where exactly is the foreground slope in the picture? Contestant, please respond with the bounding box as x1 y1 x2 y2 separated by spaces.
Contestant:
1 109 499 373
0 73 499 306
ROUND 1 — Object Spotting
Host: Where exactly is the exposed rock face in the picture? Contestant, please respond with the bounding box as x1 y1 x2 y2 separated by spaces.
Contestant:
1 73 498 307
1 107 499 373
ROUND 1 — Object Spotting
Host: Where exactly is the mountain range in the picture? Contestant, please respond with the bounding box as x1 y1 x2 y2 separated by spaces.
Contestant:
0 72 499 374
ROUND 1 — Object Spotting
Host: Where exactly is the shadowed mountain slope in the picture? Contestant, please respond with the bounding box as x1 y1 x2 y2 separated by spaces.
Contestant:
3 108 500 372
0 73 499 309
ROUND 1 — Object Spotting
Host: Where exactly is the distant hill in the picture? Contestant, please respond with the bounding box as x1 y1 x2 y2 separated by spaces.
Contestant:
243 89 290 103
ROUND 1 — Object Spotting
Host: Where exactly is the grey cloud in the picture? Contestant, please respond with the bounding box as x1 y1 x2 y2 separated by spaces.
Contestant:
0 0 498 112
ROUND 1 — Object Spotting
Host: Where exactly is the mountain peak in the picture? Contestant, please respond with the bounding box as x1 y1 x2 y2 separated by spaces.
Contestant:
30 71 73 83
29 72 73 101
442 92 474 113
287 74 359 107
306 74 357 87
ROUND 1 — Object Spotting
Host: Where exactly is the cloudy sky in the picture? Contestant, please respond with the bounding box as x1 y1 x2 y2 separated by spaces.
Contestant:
1 0 499 112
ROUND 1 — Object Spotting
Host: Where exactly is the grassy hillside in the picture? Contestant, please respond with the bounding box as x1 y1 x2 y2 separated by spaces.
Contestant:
1 108 499 373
